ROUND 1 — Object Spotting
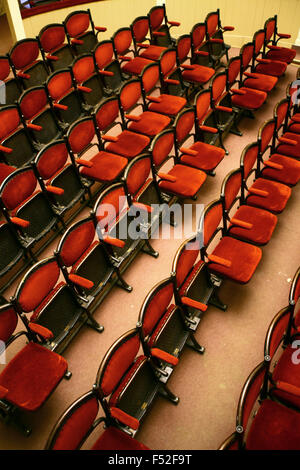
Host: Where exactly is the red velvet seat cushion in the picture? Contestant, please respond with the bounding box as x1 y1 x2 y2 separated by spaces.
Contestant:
246 399 300 450
266 47 296 64
276 132 300 159
106 130 150 159
140 45 166 61
231 87 267 110
122 56 153 75
159 164 207 198
0 342 67 411
228 205 277 245
181 64 215 85
209 236 262 284
243 73 277 92
180 141 225 171
254 60 287 77
80 151 127 182
92 426 149 450
148 94 186 116
128 111 171 136
261 154 300 186
246 178 292 213
271 344 300 410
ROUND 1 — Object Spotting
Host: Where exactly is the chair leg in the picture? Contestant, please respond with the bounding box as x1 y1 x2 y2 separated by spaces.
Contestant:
86 310 104 333
158 383 180 405
218 131 229 155
209 290 228 311
116 268 133 292
186 334 205 354
229 116 243 136
142 239 159 258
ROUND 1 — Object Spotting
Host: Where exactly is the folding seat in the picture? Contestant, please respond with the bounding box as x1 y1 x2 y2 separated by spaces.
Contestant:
274 131 300 160
258 118 300 186
205 9 234 67
38 23 75 72
218 362 300 450
93 40 125 93
175 89 226 174
55 216 132 312
263 15 296 64
18 86 63 146
111 26 154 77
93 96 151 160
239 42 278 93
200 198 262 285
0 166 63 257
93 328 179 437
252 29 287 78
0 105 37 167
147 3 180 47
8 38 49 89
66 115 127 193
91 182 159 270
71 53 111 109
45 68 88 126
149 128 207 202
137 277 204 383
45 391 150 450
118 77 171 138
63 9 106 56
241 142 292 214
0 301 70 436
190 22 214 68
175 34 215 93
33 139 90 221
220 168 278 246
0 56 22 106
11 256 104 355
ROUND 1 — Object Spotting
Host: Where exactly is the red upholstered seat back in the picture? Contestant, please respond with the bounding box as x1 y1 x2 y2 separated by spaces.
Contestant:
259 120 276 153
0 106 20 141
203 200 223 246
195 89 211 124
0 304 18 343
239 363 266 432
36 141 69 180
241 43 254 70
206 12 219 37
191 23 206 49
241 143 259 179
174 108 195 144
151 129 174 167
253 30 265 55
227 58 241 87
65 11 90 38
67 117 96 154
131 16 150 43
141 281 174 337
0 57 10 81
141 63 160 94
119 79 141 111
95 98 119 131
211 73 226 103
47 70 73 101
149 6 165 31
1 168 37 210
99 330 140 397
39 25 66 52
275 100 289 130
10 39 40 70
223 170 242 211
59 218 96 267
175 239 200 289
266 308 291 358
95 185 128 229
265 17 276 42
16 258 60 313
177 35 192 62
113 28 133 55
126 157 151 197
94 41 115 70
72 54 95 84
159 48 177 78
19 87 48 120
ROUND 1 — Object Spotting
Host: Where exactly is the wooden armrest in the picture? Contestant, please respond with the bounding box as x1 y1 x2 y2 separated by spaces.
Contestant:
151 348 179 366
208 254 232 268
276 381 300 397
102 134 119 142
76 158 93 167
99 70 114 76
68 273 94 290
46 54 58 61
103 235 125 248
132 202 153 213
46 185 64 195
95 26 107 32
110 407 140 430
78 85 92 93
53 103 68 111
28 322 53 340
263 160 283 170
0 144 12 154
199 125 218 133
278 137 297 146
125 114 141 122
27 123 42 131
168 21 181 27
277 33 291 39
248 187 268 197
10 216 30 228
158 172 177 182
181 297 208 312
230 218 253 230
223 26 235 31
71 38 83 45
180 147 198 156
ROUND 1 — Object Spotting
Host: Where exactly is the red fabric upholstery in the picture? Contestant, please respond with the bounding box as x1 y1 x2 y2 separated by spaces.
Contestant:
148 94 186 116
92 426 149 450
126 158 151 196
246 178 291 213
231 87 267 110
261 154 300 186
128 111 171 136
0 163 16 185
228 205 277 245
142 283 173 337
0 306 18 343
80 152 127 182
175 240 200 288
65 12 90 37
106 130 150 159
246 399 300 450
37 142 68 179
271 345 300 409
266 47 296 64
140 45 166 60
60 220 95 267
10 40 39 70
254 60 287 77
181 64 215 85
0 342 67 411
243 73 277 92
0 108 20 140
180 141 225 171
276 132 300 159
159 164 206 198
209 236 262 283
110 407 139 430
122 56 153 75
1 169 37 210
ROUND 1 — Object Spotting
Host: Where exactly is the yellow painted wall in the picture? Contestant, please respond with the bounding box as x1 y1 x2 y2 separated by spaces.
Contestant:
166 0 300 48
